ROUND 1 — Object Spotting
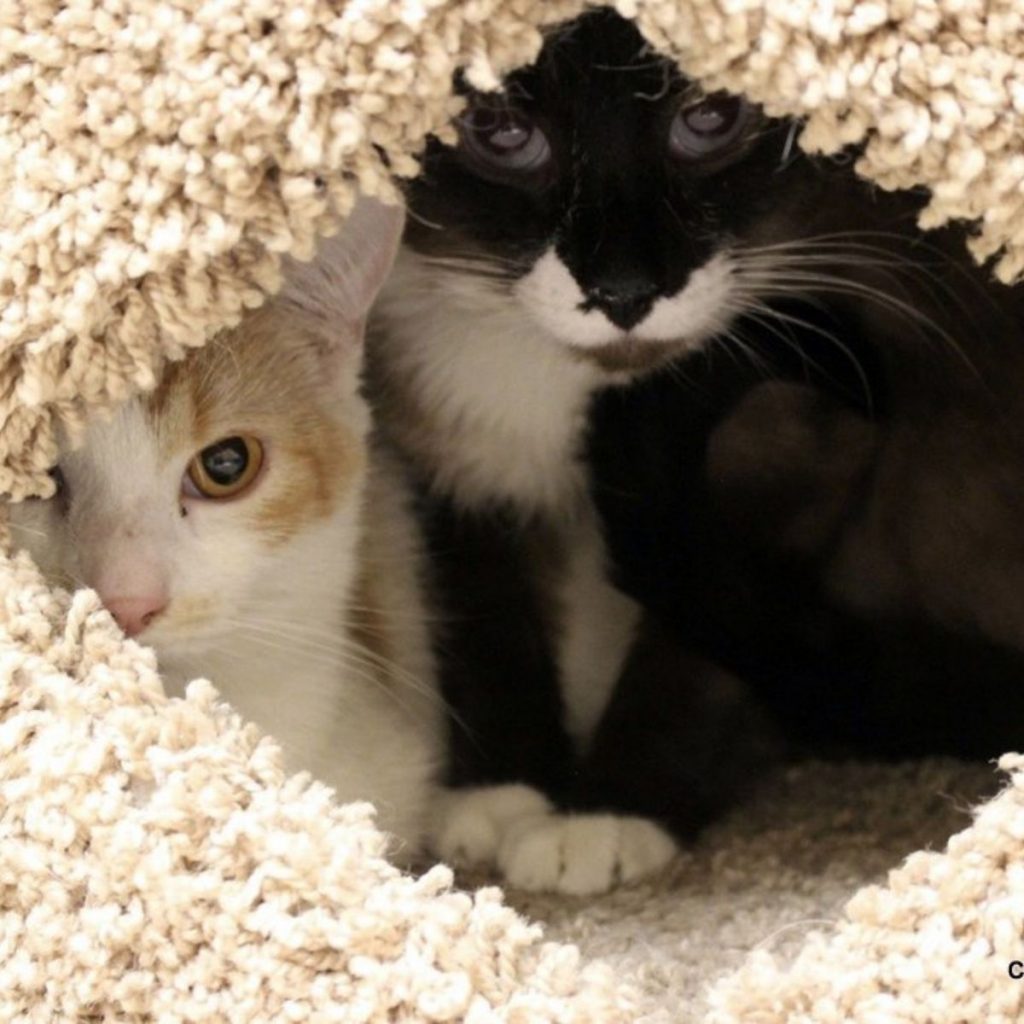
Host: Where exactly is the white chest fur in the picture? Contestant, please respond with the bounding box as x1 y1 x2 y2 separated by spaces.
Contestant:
373 250 608 517
556 510 642 749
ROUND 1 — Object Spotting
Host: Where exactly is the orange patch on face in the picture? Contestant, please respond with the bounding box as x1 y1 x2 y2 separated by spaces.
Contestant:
138 300 367 543
144 356 198 456
248 421 365 547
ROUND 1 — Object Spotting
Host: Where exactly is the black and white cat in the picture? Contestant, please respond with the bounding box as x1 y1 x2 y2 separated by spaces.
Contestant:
369 9 804 894
372 8 1024 893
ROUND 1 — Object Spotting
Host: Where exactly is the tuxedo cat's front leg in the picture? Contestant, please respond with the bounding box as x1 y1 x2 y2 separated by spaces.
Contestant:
421 500 684 894
571 616 784 842
459 620 780 895
430 610 760 893
419 497 575 793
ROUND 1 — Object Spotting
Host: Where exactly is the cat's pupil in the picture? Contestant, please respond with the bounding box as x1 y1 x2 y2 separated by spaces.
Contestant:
202 438 248 485
468 108 531 152
684 96 740 136
489 121 529 151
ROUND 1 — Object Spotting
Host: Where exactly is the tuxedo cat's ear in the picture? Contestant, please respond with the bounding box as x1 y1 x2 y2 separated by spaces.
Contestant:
279 195 405 330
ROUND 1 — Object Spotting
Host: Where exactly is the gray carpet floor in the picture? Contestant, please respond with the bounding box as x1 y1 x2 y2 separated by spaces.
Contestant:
457 759 1001 1021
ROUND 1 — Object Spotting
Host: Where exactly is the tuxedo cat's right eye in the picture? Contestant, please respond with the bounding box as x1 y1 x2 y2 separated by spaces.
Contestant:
457 104 552 183
184 435 264 501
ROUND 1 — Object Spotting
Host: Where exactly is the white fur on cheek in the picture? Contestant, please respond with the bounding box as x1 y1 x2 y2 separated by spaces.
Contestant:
514 251 623 347
637 254 735 344
514 248 736 350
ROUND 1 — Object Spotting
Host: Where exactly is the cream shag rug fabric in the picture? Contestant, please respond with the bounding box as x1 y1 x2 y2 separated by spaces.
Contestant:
3 0 1024 1019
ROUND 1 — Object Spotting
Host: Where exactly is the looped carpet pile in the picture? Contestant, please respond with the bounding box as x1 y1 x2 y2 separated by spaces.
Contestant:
2 0 1024 1020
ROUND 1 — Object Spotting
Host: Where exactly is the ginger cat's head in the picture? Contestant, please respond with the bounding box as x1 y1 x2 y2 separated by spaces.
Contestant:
14 198 404 665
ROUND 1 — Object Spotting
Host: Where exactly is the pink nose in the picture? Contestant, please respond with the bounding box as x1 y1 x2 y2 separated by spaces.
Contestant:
104 595 167 638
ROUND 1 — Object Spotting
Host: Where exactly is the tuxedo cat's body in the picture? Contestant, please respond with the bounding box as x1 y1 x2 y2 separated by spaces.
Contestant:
373 8 1024 893
590 280 1024 761
370 11 798 893
12 199 441 856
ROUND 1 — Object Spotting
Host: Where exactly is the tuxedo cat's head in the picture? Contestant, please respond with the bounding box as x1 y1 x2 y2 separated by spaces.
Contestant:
402 9 894 376
12 198 403 658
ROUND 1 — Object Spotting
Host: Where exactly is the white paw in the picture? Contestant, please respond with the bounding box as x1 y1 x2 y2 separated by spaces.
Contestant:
497 814 679 896
432 784 553 868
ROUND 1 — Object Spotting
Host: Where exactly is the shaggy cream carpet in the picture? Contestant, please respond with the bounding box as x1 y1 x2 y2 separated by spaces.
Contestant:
3 0 1024 1020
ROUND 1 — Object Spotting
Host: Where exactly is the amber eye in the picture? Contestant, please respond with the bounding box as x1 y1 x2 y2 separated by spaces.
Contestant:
669 93 752 162
184 435 264 500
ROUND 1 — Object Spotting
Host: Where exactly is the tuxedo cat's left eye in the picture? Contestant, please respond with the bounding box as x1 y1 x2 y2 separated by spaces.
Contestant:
184 435 264 501
458 104 552 183
669 93 753 163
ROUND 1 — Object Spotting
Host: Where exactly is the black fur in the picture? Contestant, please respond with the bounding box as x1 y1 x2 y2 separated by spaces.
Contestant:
384 6 1024 847
588 279 1024 760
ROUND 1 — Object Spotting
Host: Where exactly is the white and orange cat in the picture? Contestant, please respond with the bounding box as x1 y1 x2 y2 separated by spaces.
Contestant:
10 198 440 855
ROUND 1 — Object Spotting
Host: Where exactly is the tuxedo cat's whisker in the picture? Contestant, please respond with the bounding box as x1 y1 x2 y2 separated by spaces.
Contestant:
739 232 922 253
738 235 986 318
736 236 945 273
422 249 526 272
402 205 444 231
735 301 875 411
712 321 777 379
746 246 966 308
734 261 976 361
777 120 801 169
753 918 840 952
630 60 673 101
747 303 867 385
735 247 910 274
420 256 518 283
660 196 689 236
743 228 952 258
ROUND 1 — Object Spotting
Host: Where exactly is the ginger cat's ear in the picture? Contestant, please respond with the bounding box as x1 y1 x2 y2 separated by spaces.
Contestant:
279 195 405 331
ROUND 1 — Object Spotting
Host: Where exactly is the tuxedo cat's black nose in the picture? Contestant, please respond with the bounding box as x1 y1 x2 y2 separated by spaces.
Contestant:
582 283 659 331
